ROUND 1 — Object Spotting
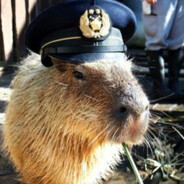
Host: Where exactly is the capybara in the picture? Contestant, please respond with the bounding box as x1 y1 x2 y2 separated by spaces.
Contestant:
3 55 149 184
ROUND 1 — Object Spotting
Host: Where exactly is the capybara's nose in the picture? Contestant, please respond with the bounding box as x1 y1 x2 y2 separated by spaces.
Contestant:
114 101 149 119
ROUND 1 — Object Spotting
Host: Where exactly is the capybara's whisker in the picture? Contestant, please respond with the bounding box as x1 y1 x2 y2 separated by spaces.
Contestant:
55 81 70 87
83 94 99 102
111 128 120 142
143 134 154 154
88 124 111 147
158 122 184 130
150 93 175 103
150 109 172 119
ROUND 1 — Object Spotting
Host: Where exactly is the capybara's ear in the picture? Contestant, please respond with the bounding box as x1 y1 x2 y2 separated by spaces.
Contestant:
50 56 61 65
50 56 70 73
50 56 67 67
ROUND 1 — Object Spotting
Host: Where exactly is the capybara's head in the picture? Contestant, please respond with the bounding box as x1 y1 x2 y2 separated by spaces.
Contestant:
50 56 149 145
3 55 149 184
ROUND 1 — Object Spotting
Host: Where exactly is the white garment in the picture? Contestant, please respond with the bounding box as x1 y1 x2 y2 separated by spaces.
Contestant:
143 0 184 50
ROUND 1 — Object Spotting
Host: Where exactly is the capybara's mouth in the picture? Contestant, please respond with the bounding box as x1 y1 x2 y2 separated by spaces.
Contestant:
108 112 149 145
122 123 148 145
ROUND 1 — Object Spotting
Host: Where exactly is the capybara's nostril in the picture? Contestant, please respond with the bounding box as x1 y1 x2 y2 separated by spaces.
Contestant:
119 107 127 114
114 106 127 118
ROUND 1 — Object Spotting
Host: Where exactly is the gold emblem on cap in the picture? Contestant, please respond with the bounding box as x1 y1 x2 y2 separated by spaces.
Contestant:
79 8 111 38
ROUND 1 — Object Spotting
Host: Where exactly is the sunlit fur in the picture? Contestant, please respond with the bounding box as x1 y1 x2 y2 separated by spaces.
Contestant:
3 54 149 184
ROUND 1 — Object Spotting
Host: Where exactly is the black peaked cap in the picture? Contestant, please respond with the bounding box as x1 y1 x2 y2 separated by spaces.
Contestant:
25 0 137 66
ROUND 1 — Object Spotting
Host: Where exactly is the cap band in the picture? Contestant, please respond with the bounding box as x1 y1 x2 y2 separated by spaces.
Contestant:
43 45 127 55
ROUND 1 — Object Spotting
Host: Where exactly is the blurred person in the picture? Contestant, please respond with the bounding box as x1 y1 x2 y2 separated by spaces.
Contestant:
142 0 184 98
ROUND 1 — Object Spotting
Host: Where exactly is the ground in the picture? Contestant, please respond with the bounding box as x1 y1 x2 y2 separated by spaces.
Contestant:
0 69 183 184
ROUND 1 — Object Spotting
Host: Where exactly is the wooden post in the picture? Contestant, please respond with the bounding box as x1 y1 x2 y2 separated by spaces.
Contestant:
28 0 37 22
14 0 28 59
0 0 13 65
0 0 4 64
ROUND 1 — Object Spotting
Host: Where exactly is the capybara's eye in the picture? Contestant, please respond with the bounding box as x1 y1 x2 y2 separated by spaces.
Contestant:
73 71 86 80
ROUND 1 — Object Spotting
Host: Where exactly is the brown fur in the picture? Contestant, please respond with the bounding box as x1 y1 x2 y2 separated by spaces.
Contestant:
3 55 149 184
